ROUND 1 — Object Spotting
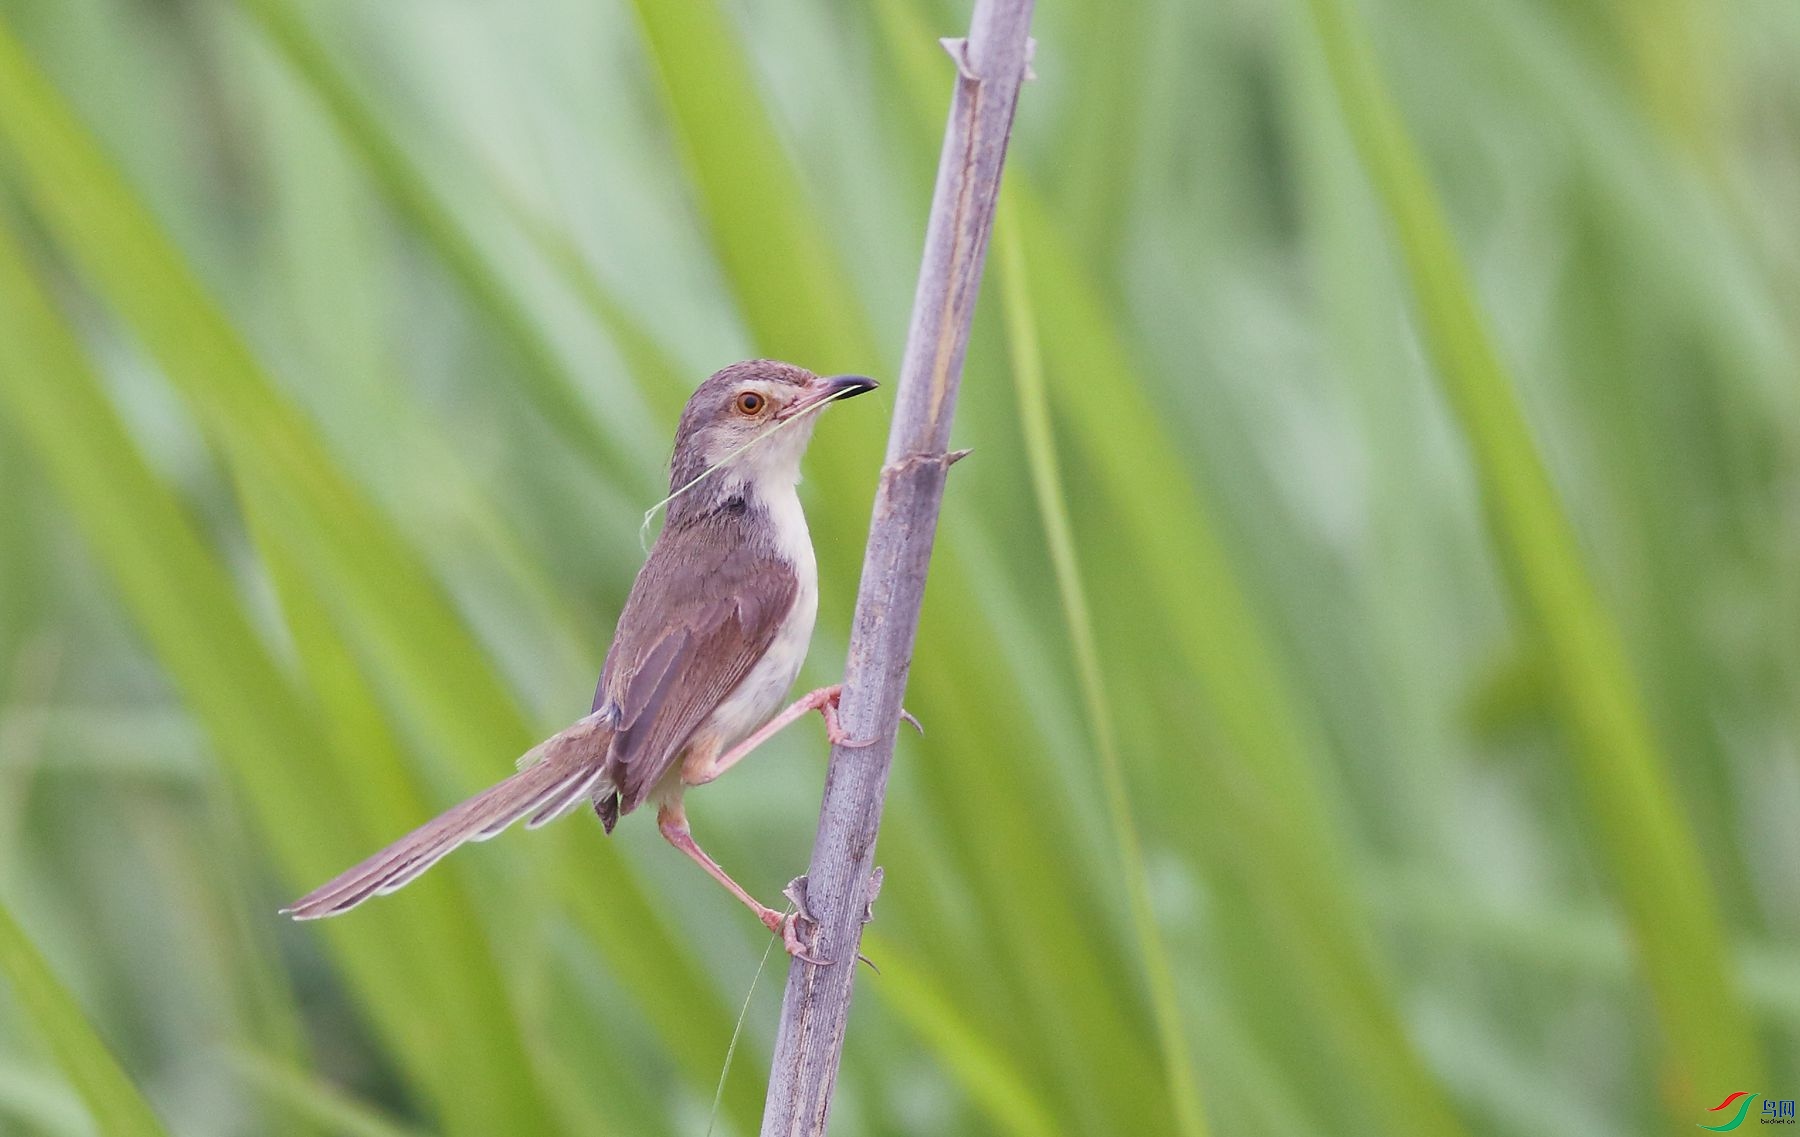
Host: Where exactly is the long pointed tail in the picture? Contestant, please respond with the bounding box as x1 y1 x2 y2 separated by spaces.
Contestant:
282 711 612 920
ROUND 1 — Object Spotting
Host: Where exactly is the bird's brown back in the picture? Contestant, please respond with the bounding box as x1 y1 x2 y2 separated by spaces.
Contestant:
591 498 800 818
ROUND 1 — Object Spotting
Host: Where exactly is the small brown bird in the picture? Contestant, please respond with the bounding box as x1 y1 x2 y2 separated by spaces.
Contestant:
283 360 876 957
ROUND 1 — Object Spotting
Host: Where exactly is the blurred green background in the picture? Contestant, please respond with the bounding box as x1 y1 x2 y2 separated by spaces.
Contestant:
0 0 1796 1134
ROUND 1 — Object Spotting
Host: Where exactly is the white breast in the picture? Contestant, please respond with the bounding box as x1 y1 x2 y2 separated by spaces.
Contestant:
703 485 817 747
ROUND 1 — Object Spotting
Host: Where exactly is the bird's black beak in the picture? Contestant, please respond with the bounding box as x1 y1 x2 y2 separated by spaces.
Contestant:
823 374 878 399
781 373 878 418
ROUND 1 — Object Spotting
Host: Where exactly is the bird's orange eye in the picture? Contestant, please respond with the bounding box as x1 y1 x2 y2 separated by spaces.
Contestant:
735 392 765 415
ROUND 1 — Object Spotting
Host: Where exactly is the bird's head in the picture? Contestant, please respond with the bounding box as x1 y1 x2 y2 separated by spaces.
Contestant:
667 360 877 502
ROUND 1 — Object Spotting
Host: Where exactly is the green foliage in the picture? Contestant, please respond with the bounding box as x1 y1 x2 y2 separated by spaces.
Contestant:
0 898 171 1137
998 219 1209 1137
1299 0 1761 1106
0 0 1794 1134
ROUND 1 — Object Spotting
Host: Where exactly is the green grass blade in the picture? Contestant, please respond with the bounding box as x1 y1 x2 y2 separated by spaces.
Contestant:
622 0 879 370
499 185 696 423
869 5 1470 1130
0 216 562 1137
233 1054 437 1137
996 221 1209 1137
1007 187 1471 1135
231 0 646 484
0 28 753 1126
1298 0 1761 1105
1054 0 1153 266
0 1061 95 1137
0 898 172 1137
863 934 1064 1137
879 0 1331 843
0 14 527 780
1367 864 1800 1029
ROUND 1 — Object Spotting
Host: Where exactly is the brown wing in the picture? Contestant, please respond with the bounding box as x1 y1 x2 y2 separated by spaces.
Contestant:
595 518 798 814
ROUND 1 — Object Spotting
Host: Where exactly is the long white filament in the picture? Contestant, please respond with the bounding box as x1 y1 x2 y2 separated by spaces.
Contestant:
706 927 780 1137
638 387 859 550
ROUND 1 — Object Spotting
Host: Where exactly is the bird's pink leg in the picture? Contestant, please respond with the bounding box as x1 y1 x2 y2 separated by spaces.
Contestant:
657 804 824 962
684 685 849 786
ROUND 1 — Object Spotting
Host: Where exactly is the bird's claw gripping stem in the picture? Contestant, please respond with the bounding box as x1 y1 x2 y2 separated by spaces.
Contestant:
777 876 829 965
825 686 925 749
820 696 855 746
768 870 885 969
777 911 827 964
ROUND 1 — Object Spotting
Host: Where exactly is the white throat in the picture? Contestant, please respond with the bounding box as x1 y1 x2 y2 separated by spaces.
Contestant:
750 478 814 579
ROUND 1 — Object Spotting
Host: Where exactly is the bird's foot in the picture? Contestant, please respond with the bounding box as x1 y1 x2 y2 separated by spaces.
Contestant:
819 690 855 746
765 876 828 964
779 912 828 964
762 872 887 969
757 904 826 964
821 687 925 748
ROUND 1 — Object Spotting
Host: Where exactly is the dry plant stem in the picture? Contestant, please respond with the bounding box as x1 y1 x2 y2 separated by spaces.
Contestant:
758 1 1036 1134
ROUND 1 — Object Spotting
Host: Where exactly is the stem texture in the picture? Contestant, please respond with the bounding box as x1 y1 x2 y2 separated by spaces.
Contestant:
758 2 1036 1133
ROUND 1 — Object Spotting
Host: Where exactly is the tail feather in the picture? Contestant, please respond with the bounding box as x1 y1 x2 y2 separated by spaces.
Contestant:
282 712 611 920
525 767 607 830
